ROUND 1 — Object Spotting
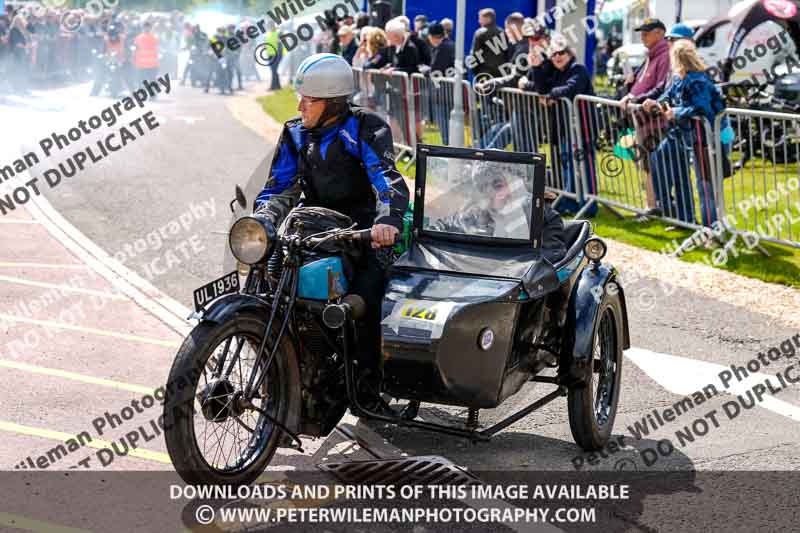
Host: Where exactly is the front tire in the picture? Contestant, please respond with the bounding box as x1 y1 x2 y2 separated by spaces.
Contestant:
163 315 292 486
567 291 624 451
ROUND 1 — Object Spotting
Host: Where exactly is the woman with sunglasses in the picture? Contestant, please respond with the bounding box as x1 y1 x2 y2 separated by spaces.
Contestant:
532 37 598 217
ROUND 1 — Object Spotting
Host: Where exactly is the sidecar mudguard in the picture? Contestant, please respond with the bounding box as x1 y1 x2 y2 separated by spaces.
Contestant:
198 294 303 438
562 263 630 384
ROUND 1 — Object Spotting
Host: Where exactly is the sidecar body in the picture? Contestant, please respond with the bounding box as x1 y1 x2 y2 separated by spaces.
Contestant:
379 146 630 433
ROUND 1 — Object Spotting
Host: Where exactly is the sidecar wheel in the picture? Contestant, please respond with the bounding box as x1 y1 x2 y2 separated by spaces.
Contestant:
163 316 292 486
567 292 623 451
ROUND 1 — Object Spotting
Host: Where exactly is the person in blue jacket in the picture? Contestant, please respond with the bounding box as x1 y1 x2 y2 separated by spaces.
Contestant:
533 37 598 217
254 54 410 402
643 39 730 227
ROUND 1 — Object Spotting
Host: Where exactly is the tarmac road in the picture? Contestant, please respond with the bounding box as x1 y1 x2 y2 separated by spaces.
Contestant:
2 74 800 530
8 78 800 471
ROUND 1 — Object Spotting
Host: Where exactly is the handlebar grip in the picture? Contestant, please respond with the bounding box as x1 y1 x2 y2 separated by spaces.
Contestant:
348 228 401 245
349 229 374 241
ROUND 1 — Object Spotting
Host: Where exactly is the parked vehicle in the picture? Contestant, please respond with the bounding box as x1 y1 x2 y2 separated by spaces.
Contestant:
759 84 800 164
722 76 800 167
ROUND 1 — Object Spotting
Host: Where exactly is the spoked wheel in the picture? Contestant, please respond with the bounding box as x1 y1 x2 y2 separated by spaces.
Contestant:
568 292 624 451
163 316 292 485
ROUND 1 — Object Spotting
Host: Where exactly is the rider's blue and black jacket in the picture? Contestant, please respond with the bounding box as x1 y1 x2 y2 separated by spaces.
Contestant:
255 107 410 233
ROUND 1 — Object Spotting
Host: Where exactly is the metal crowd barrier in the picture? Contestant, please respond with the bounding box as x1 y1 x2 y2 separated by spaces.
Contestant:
352 68 417 158
375 74 800 251
409 73 472 148
466 87 581 206
572 95 721 238
715 108 800 250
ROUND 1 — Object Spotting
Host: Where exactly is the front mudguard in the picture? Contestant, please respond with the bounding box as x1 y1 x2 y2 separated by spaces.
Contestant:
197 294 303 438
560 263 630 384
199 293 273 324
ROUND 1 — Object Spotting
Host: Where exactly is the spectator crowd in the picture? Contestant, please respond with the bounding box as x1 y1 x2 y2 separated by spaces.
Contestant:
0 1 731 232
310 9 728 230
0 4 186 96
0 4 266 98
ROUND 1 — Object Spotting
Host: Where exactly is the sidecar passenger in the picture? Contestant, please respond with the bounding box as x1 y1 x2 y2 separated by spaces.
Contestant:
428 172 567 264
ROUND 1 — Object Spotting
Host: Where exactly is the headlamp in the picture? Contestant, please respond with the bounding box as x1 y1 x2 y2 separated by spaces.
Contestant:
228 216 275 265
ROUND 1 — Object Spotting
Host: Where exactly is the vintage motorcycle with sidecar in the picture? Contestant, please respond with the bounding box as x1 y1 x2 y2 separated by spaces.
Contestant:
163 145 630 486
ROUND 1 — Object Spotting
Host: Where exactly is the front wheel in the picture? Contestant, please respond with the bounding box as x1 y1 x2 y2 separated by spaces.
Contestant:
163 315 292 485
567 291 624 451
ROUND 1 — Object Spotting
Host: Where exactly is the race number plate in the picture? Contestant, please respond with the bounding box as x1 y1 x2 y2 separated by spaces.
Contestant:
382 299 460 340
193 271 240 312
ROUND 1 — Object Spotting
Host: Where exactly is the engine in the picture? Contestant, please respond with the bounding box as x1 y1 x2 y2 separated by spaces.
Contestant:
294 313 348 436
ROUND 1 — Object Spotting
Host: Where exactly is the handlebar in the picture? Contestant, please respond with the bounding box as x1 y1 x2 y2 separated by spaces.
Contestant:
301 228 399 248
345 229 375 241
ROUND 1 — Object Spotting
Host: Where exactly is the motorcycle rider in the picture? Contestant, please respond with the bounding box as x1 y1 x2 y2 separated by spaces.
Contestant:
226 23 244 91
253 53 410 401
181 24 207 87
90 23 127 98
205 27 232 94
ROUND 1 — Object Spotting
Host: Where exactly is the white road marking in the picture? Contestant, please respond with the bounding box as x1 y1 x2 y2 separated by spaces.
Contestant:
0 359 154 394
0 262 89 269
0 420 171 464
175 115 205 125
0 274 126 299
0 314 180 347
25 182 192 335
625 347 800 421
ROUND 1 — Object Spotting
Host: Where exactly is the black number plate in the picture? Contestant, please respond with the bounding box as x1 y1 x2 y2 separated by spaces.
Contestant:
193 271 240 312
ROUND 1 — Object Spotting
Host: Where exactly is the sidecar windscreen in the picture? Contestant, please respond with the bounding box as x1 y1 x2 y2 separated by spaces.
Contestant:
410 145 546 248
395 146 557 297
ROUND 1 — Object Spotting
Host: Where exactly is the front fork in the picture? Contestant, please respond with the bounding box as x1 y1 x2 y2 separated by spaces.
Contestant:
244 264 298 400
206 263 305 451
209 266 264 382
209 265 273 383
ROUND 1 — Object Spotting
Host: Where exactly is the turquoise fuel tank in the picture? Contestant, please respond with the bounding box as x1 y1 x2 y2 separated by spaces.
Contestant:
297 256 348 300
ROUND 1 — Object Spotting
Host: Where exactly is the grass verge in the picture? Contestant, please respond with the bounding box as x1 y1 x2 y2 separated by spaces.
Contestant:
590 205 800 288
257 88 299 125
